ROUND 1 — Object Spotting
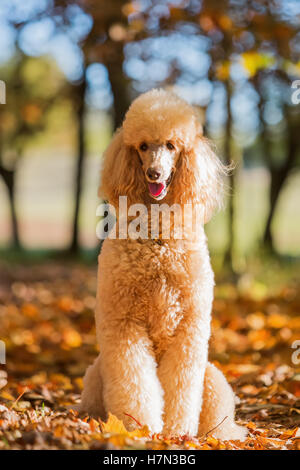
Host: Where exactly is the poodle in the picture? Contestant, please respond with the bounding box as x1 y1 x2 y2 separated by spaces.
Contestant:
78 89 247 440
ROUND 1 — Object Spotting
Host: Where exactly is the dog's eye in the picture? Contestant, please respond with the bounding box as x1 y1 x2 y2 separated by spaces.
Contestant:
166 142 174 150
139 142 148 151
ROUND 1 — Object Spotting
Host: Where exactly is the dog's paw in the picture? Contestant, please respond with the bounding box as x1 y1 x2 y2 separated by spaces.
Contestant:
210 422 248 442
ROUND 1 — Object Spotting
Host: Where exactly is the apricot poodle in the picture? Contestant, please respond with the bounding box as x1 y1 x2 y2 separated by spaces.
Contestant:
78 89 247 440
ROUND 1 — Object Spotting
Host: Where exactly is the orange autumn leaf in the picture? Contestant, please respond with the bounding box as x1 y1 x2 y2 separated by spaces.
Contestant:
215 61 231 81
89 418 99 432
280 428 299 439
206 436 220 448
0 261 299 450
218 14 233 31
62 329 82 348
21 303 39 318
57 296 74 312
21 104 42 124
267 313 288 329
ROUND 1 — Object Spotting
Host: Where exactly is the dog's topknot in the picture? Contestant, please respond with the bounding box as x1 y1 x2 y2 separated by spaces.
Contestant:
123 89 202 149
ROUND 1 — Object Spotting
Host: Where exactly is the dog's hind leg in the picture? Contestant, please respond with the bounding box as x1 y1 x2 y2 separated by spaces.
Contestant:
198 362 247 441
76 354 106 420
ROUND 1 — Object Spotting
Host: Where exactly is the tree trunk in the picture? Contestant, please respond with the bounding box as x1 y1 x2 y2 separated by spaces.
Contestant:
0 166 20 248
263 112 299 252
255 76 299 253
263 170 284 250
223 80 235 271
69 76 87 254
106 44 130 130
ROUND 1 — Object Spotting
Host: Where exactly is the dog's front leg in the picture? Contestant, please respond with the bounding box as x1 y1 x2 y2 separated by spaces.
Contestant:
158 302 210 437
98 321 164 433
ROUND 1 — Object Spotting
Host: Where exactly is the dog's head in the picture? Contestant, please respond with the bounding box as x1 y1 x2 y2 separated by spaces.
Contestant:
99 89 228 222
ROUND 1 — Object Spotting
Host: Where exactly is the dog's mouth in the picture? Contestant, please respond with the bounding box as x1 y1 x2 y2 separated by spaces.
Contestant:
147 172 174 200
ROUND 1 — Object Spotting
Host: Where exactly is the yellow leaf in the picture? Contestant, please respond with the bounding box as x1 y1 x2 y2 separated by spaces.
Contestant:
100 412 149 438
101 413 128 434
1 390 14 401
283 60 300 77
241 51 275 77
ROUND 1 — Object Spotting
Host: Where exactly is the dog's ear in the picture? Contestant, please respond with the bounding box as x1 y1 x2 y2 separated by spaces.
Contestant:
99 128 144 205
173 135 229 223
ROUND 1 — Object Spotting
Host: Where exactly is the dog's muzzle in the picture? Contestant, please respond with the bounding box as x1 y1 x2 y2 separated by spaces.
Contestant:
147 170 174 200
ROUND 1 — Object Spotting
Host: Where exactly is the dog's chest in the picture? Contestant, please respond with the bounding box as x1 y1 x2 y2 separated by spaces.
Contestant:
147 279 184 357
141 243 190 355
100 238 207 356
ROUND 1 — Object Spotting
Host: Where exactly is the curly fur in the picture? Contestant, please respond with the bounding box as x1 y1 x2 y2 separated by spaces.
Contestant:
78 89 247 440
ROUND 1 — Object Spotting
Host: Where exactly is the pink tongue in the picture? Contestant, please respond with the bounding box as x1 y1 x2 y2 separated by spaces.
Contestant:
148 182 165 197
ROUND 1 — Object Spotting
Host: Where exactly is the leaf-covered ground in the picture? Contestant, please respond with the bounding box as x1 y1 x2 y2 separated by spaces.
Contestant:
0 260 299 450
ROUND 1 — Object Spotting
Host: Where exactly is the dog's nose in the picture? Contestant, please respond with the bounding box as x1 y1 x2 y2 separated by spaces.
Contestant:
147 168 161 181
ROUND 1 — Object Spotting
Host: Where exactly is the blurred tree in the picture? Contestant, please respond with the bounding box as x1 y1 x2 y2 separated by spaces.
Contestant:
202 1 300 257
0 52 64 248
149 0 247 269
47 0 135 252
5 1 132 252
68 74 87 254
254 70 300 251
2 0 299 258
68 1 131 252
80 0 133 129
148 0 300 261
